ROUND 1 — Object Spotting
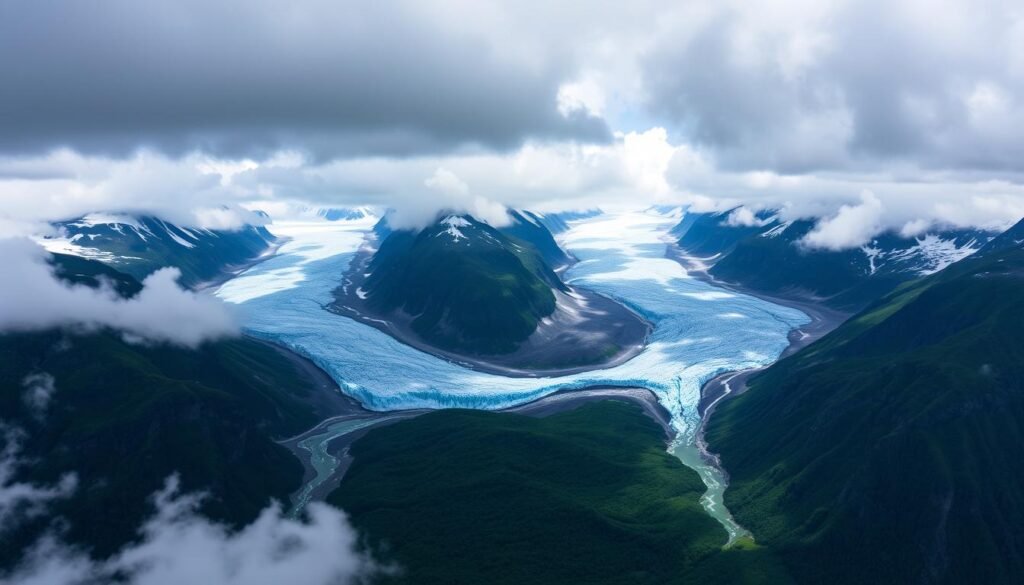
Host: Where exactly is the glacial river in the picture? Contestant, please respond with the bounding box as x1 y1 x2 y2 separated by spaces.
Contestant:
216 210 808 541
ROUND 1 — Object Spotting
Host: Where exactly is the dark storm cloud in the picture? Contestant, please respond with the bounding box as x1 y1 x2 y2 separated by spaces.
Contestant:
0 0 610 159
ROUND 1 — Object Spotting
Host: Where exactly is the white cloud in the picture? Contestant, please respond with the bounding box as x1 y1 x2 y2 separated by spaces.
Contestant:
899 218 932 238
0 0 1020 237
0 150 266 231
0 239 238 348
642 0 1024 172
802 191 885 250
21 373 56 419
724 206 766 227
424 167 470 198
383 167 512 230
557 77 607 117
0 425 77 531
3 476 381 585
619 128 677 197
2 132 1022 241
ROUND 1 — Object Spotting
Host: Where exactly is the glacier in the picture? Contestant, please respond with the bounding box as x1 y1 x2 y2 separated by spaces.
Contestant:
216 210 809 539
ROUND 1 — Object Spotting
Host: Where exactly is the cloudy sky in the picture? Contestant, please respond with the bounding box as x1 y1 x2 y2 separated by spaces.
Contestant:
2 0 1024 240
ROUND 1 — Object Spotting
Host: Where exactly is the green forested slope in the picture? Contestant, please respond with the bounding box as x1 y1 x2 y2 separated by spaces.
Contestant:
707 220 1024 584
363 215 563 354
329 401 792 585
0 256 344 567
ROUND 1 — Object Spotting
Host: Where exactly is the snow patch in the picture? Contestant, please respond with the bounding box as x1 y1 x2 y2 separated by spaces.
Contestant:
439 216 471 242
892 234 982 275
163 225 197 249
69 213 142 229
760 222 792 238
34 235 118 262
861 244 882 275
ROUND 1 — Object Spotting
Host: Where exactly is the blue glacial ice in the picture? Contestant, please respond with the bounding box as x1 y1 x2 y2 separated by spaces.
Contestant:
217 210 809 539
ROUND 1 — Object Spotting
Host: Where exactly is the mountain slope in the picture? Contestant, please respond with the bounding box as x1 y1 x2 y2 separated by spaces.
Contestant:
48 251 144 297
977 215 1024 254
329 401 792 585
361 215 563 354
334 211 648 373
0 256 349 567
316 207 373 221
705 218 1024 584
676 208 780 258
675 209 992 311
525 208 602 235
500 210 574 269
41 213 276 288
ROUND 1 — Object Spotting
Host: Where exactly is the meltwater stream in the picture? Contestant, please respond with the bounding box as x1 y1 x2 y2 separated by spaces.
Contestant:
217 210 808 541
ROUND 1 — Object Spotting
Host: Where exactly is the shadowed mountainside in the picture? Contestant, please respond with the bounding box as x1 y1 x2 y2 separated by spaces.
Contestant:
0 255 349 568
706 218 1024 584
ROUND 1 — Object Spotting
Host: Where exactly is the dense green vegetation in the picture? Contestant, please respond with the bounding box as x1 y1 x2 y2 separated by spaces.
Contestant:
0 257 345 567
329 401 792 585
363 215 565 354
707 221 1024 584
49 251 144 296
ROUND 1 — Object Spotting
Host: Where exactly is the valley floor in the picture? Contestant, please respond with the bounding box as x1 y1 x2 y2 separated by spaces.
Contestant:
327 400 795 585
278 385 673 515
218 211 809 538
664 241 850 415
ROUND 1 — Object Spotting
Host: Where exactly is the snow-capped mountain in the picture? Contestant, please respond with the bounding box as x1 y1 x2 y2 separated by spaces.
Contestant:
707 216 1024 585
674 209 996 311
316 207 374 221
499 210 580 269
334 210 647 370
370 208 598 269
40 213 276 288
354 213 566 355
976 217 1024 255
522 208 603 235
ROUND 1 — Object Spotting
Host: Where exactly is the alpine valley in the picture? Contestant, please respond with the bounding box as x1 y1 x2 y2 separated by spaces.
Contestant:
7 6 1024 584
3 206 1023 585
330 210 649 374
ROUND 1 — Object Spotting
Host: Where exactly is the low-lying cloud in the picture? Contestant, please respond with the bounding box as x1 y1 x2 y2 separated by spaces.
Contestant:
2 475 381 585
0 150 269 231
383 167 512 230
0 426 77 531
724 206 768 227
0 239 238 347
802 191 885 250
21 373 56 419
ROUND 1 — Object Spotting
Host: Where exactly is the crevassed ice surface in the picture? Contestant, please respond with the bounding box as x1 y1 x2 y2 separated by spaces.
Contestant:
217 211 809 539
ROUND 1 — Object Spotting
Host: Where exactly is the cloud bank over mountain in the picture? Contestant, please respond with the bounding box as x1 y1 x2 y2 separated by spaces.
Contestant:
0 239 238 347
1 0 1023 245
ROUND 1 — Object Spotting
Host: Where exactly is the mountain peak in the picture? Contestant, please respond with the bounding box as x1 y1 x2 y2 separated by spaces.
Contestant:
978 216 1024 255
316 206 373 221
40 213 276 287
439 215 472 242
